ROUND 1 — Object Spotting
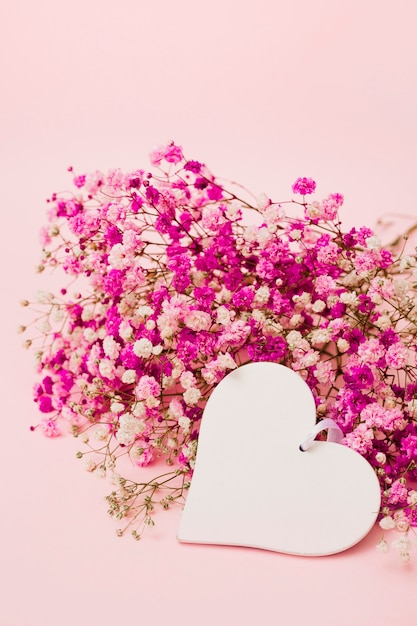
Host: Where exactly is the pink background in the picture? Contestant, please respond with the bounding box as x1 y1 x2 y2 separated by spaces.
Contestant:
2 1 416 624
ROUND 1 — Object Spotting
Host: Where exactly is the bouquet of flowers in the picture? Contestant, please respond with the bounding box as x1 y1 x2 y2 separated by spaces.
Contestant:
22 142 417 559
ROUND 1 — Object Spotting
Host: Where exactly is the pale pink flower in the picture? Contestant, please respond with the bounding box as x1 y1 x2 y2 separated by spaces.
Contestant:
357 338 385 364
201 206 225 233
386 343 408 369
314 275 336 297
135 376 161 400
39 418 60 437
184 310 212 332
180 371 196 389
132 445 153 467
343 424 374 454
314 361 335 385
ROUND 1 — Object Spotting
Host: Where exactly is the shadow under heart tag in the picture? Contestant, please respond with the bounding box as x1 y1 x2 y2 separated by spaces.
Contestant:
177 362 381 556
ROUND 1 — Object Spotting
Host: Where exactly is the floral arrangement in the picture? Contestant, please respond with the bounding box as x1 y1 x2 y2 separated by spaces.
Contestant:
22 142 417 560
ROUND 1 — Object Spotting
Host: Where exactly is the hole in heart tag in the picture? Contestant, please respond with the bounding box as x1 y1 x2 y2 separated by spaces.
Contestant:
177 362 381 556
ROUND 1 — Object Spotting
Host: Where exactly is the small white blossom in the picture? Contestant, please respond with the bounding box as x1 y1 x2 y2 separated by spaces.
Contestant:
99 359 115 379
375 452 386 465
83 328 97 342
254 285 270 304
400 255 416 271
132 402 146 418
287 330 302 351
178 416 191 434
168 399 184 420
84 459 97 472
407 490 417 505
133 338 153 358
310 328 331 345
407 399 417 418
379 516 396 530
374 315 392 330
180 371 196 389
337 338 350 353
122 369 137 384
94 425 109 441
289 314 303 328
119 321 134 342
340 291 359 307
256 192 271 211
216 305 231 325
103 336 120 359
311 299 326 313
376 539 389 553
183 387 202 405
365 235 381 250
137 305 154 318
36 290 54 304
110 401 125 414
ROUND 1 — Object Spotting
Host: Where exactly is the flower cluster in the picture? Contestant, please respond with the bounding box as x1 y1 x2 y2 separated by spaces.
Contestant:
23 142 417 557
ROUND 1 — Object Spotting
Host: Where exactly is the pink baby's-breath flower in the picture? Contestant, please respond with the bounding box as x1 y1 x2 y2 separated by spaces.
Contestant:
314 361 335 385
357 338 385 364
292 177 316 195
133 445 153 467
386 342 408 369
343 424 374 454
183 310 212 332
150 142 183 165
135 375 161 400
39 418 60 437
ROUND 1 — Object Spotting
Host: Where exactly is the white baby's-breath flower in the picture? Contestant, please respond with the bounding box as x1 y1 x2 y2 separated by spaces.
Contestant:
94 425 109 441
374 315 392 330
84 459 97 472
289 314 303 328
132 402 146 418
137 305 154 318
119 321 134 342
311 299 326 313
122 369 136 384
340 291 359 307
379 516 396 530
286 330 302 351
400 255 416 271
216 305 231 325
365 235 381 250
337 338 349 353
254 285 270 304
98 359 115 379
183 387 202 406
83 328 97 342
133 338 153 358
178 416 191 434
36 290 54 304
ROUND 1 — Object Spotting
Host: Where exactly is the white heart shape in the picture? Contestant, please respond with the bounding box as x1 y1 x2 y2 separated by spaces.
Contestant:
178 362 381 556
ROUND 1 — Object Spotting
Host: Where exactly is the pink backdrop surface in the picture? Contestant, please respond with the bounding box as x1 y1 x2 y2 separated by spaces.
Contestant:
1 1 416 624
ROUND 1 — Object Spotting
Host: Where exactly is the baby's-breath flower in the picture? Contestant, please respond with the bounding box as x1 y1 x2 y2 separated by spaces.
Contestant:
133 338 153 358
84 459 97 472
183 387 202 406
24 143 417 549
379 516 396 530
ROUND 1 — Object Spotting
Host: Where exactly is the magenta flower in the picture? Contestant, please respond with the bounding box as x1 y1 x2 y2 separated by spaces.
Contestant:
292 176 316 195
